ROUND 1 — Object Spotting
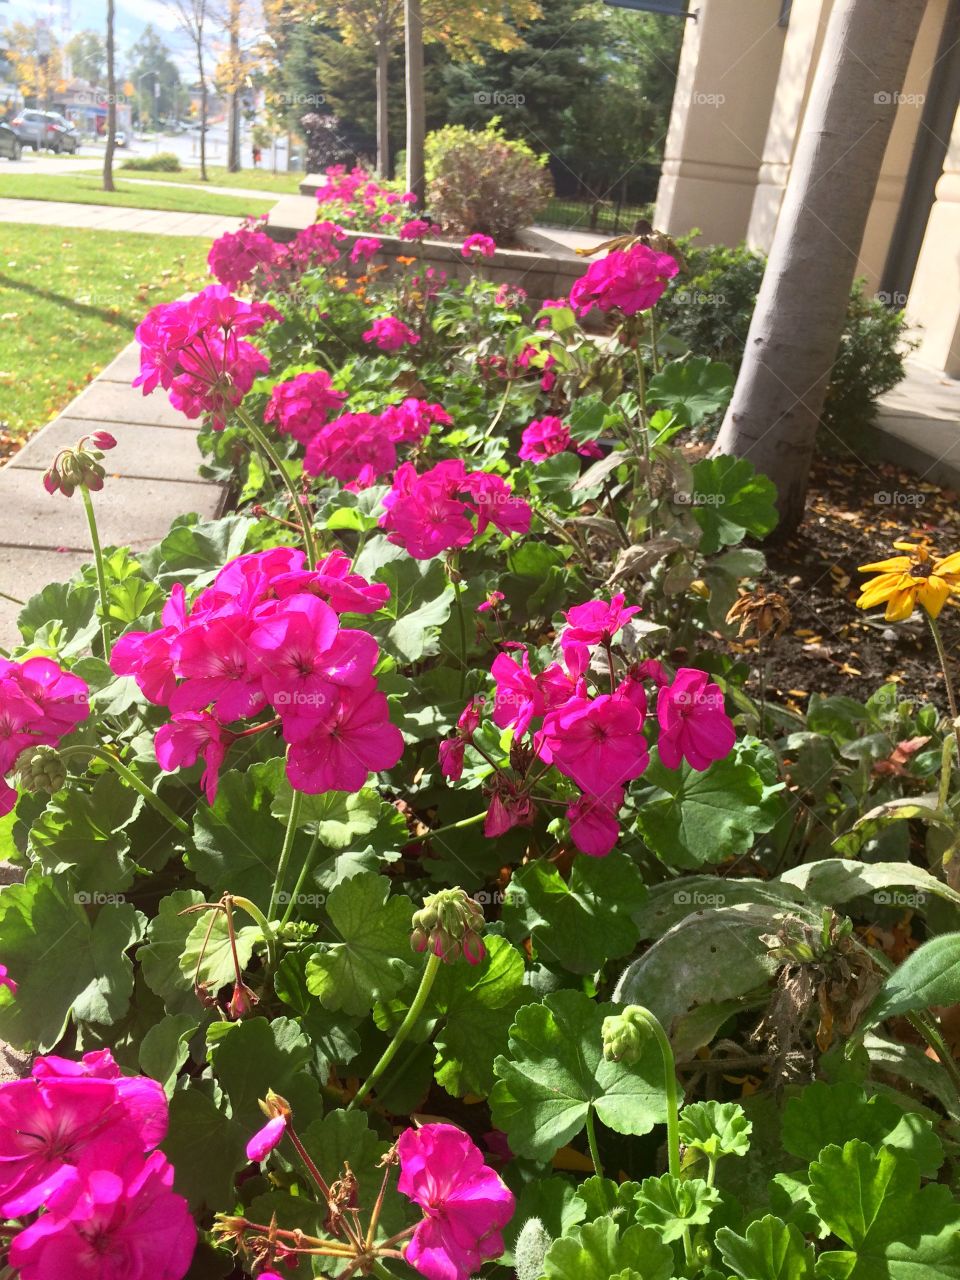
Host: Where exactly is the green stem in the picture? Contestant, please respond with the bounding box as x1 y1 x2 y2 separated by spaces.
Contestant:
426 811 487 842
585 1105 604 1179
280 834 320 927
268 789 302 921
238 407 318 569
348 952 442 1112
60 744 189 834
0 590 24 606
370 1263 403 1280
231 894 278 969
909 1010 960 1100
927 613 960 764
451 573 468 699
80 484 112 659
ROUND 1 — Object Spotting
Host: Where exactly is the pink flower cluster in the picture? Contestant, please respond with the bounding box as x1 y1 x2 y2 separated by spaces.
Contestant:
570 244 679 317
397 1124 514 1280
110 547 403 799
207 225 280 290
380 460 532 561
0 1049 195 1280
515 343 557 391
315 165 418 231
518 415 602 464
134 285 281 429
264 370 347 445
304 399 451 489
363 315 420 352
440 595 736 856
0 657 89 816
461 233 497 260
400 218 439 242
350 236 383 264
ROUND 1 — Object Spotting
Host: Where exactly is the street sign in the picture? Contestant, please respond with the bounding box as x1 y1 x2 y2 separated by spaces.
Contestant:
602 0 696 17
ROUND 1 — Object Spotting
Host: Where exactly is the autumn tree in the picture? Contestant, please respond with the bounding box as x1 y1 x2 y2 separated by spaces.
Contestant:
65 30 106 84
6 22 63 107
166 0 211 180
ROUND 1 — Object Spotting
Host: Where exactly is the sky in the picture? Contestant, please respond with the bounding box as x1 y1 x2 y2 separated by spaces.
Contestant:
5 0 241 78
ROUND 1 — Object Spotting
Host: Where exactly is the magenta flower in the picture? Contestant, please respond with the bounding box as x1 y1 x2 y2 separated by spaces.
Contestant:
518 416 571 463
380 460 531 560
304 412 398 488
570 244 678 317
263 370 347 445
154 712 228 804
285 220 347 271
539 693 648 797
350 236 383 264
400 218 435 241
10 1150 196 1280
207 226 279 289
657 668 736 771
397 1123 514 1280
285 680 404 793
562 593 641 652
461 233 497 260
133 285 281 429
0 657 89 816
110 584 188 706
363 316 421 352
246 1115 287 1162
273 549 390 615
566 787 624 858
379 398 452 444
0 964 15 996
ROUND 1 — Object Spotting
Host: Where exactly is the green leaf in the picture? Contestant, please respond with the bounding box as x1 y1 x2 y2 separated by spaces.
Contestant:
637 748 780 869
28 774 137 893
162 1086 247 1214
542 1217 674 1280
678 1100 752 1160
633 1174 719 1241
866 932 960 1024
17 578 99 656
490 990 667 1162
370 554 453 662
502 850 646 974
208 1015 323 1132
0 876 141 1051
430 934 527 1096
647 356 734 426
139 889 206 1014
717 1215 816 1280
142 514 254 590
270 779 382 849
189 765 311 906
782 1082 943 1177
689 455 779 553
808 1141 960 1278
139 1013 199 1094
777 860 960 911
179 913 259 993
304 872 413 1015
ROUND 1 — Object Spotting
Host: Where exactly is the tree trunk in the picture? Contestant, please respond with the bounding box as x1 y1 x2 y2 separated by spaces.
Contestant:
199 53 208 181
102 0 116 192
711 0 927 533
227 0 241 172
375 25 389 178
404 0 426 205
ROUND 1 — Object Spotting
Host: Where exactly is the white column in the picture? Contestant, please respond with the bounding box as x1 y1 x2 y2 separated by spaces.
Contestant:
907 100 960 375
654 0 788 245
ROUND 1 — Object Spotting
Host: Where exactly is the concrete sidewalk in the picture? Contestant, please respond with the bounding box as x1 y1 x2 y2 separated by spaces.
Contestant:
0 341 226 648
872 361 960 489
60 172 287 202
0 197 244 238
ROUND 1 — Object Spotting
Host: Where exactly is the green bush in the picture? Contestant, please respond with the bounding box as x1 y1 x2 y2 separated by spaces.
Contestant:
120 151 182 172
425 119 553 241
658 239 918 435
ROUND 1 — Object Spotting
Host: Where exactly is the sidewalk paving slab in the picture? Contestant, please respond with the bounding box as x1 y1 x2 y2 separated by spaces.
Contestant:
872 361 960 489
10 419 211 484
0 197 244 238
64 381 201 429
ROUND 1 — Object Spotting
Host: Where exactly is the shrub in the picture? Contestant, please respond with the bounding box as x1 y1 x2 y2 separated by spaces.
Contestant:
300 111 353 173
658 239 918 435
425 120 553 241
120 151 182 172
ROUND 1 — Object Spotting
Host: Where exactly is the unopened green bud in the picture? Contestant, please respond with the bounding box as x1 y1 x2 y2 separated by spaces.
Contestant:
411 887 486 966
16 744 67 795
601 1006 649 1064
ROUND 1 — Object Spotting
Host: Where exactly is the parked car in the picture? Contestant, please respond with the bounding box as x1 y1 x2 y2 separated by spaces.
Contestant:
46 113 80 154
10 109 79 153
0 123 22 160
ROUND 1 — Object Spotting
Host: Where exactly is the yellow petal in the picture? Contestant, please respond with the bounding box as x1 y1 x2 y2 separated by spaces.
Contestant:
858 556 911 574
933 551 960 575
857 573 904 610
884 587 919 622
920 576 951 618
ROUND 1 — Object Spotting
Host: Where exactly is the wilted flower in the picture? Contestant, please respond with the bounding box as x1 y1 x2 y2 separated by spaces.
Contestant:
726 589 792 640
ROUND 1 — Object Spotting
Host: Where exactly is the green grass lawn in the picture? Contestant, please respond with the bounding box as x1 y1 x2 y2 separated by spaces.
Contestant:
0 224 210 440
115 164 303 194
0 173 274 217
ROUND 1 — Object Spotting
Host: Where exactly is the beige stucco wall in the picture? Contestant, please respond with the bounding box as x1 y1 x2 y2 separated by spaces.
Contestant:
907 100 960 375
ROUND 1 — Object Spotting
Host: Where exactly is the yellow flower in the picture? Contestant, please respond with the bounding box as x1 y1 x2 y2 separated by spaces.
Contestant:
857 541 960 621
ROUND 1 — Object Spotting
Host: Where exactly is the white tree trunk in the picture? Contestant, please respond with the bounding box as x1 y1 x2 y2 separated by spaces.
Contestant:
711 0 927 533
404 0 426 204
102 0 116 191
376 32 390 178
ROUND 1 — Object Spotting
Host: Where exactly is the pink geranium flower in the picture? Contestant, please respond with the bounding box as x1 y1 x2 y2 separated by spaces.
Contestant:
657 668 736 771
154 712 228 804
263 370 347 445
562 593 641 650
566 787 624 858
207 226 279 290
400 218 435 241
0 657 89 817
461 233 496 260
9 1150 196 1280
570 244 678 317
0 964 15 996
379 398 451 444
539 693 648 798
303 412 398 488
397 1123 514 1280
350 236 383 264
363 316 420 352
246 1115 287 1162
284 680 404 793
